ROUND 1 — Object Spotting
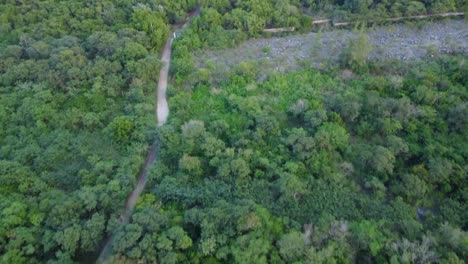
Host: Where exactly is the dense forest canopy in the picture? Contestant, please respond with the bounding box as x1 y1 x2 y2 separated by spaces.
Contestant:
151 55 468 263
0 0 196 262
0 0 467 263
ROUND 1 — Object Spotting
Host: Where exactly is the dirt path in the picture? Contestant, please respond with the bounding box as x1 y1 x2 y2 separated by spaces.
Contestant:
158 7 200 125
156 35 173 126
95 8 199 263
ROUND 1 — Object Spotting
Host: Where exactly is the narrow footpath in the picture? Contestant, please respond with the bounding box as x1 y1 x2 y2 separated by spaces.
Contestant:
95 8 200 263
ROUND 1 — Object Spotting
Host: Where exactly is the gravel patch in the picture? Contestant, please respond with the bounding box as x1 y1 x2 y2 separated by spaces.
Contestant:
194 20 468 76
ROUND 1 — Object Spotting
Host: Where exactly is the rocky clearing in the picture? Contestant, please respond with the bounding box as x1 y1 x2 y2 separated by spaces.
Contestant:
195 19 468 76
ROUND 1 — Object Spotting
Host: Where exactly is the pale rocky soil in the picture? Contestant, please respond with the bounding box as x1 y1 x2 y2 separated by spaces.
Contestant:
195 19 468 75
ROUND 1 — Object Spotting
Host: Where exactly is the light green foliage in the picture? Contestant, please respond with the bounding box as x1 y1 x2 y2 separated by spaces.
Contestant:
231 233 271 264
314 122 349 151
166 226 193 249
131 5 170 51
278 231 305 262
110 116 134 143
437 223 468 259
405 1 427 16
179 154 203 176
113 224 143 253
371 145 395 174
350 221 387 256
345 31 372 72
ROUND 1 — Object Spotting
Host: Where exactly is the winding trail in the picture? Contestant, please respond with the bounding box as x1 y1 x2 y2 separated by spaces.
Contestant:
158 7 200 125
95 8 200 264
156 37 172 126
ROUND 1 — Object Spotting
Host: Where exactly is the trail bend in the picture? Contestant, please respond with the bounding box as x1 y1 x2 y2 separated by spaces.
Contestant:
156 34 173 126
95 8 200 263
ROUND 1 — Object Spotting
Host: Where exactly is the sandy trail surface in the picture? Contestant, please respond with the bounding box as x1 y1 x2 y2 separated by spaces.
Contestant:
156 37 173 126
95 8 200 263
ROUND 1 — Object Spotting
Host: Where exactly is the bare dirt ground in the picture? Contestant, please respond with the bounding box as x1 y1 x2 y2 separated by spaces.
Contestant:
196 19 468 76
95 8 201 263
157 37 173 126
